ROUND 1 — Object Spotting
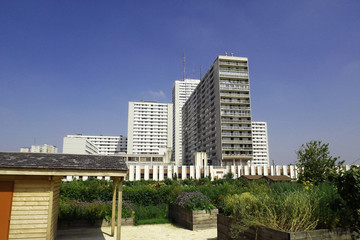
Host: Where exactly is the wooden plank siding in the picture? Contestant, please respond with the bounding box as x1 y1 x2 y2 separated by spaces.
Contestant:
50 178 61 240
8 179 52 240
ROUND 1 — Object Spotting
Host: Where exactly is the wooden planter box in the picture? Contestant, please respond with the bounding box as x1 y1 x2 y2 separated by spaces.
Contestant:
217 214 238 240
169 204 218 230
217 214 356 240
58 217 134 229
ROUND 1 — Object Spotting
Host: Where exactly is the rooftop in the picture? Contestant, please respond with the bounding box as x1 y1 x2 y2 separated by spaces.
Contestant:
0 152 128 172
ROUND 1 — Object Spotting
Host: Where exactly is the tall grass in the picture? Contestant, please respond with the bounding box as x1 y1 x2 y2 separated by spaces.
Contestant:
224 182 321 238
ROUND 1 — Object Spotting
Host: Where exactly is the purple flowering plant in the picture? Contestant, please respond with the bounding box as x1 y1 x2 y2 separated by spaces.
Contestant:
175 191 215 211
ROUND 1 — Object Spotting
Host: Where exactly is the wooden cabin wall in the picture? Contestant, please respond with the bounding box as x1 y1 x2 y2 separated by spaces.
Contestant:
7 176 53 240
49 178 61 240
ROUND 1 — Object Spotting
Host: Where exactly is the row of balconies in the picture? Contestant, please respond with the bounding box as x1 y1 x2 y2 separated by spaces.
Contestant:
133 118 168 122
221 125 252 130
221 105 251 110
219 61 247 67
219 68 249 74
133 138 167 141
222 147 253 151
219 79 249 85
220 98 250 104
221 110 251 117
133 129 167 133
222 133 252 137
222 140 252 144
219 71 249 78
220 92 249 97
222 153 253 159
220 84 249 91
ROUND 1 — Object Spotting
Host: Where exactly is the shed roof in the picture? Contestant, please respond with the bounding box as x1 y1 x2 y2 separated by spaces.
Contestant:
0 152 128 177
241 175 263 180
263 175 292 182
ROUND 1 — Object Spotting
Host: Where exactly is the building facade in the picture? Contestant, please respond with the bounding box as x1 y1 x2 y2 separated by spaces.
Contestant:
182 55 252 166
251 122 270 166
127 101 173 155
20 144 58 153
172 79 200 166
62 134 127 155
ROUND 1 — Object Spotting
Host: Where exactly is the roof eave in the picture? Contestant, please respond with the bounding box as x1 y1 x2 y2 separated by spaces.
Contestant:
0 168 128 177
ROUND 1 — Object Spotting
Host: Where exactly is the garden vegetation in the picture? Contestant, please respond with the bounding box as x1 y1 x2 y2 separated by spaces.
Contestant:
59 141 359 235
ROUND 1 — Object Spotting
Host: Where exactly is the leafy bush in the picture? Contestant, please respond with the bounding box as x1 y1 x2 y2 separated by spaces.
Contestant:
58 199 78 221
60 179 113 201
313 183 344 229
336 166 360 232
122 200 135 219
59 199 133 224
133 204 169 225
174 191 215 211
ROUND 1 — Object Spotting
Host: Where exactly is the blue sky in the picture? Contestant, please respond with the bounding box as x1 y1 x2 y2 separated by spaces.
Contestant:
0 1 359 165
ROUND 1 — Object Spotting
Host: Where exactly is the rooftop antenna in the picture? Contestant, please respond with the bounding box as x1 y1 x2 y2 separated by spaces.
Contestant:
231 52 234 56
200 65 202 80
183 51 186 81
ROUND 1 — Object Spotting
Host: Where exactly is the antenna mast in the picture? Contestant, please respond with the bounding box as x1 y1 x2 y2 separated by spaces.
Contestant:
200 65 202 80
183 51 186 81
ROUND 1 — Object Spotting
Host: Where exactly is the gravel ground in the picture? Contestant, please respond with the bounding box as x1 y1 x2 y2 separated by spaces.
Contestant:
57 224 218 240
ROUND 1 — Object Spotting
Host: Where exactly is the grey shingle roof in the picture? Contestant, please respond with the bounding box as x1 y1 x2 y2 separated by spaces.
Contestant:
0 152 128 171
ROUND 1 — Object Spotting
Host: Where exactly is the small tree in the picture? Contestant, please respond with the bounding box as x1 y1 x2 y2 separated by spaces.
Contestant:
296 140 343 185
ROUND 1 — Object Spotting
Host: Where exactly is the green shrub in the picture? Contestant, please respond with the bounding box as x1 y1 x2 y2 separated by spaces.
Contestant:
121 200 135 219
60 179 112 201
59 199 134 224
336 166 360 232
313 183 344 229
58 199 78 221
133 204 169 225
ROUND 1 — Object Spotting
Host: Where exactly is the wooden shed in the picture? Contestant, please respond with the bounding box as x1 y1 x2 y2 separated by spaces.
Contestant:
0 152 128 240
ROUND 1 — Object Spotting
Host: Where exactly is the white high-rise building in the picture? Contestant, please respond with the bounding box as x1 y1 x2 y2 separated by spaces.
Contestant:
127 101 173 155
20 144 58 153
183 55 252 166
172 79 200 166
62 134 127 155
251 122 270 166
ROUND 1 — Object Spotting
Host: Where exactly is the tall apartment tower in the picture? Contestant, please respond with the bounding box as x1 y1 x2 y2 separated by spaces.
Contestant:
251 122 270 166
172 79 200 166
182 55 252 166
127 101 173 155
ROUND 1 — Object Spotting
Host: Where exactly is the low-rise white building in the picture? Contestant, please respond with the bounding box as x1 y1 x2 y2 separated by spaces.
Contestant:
62 134 127 155
251 122 269 166
62 137 99 154
20 144 58 153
